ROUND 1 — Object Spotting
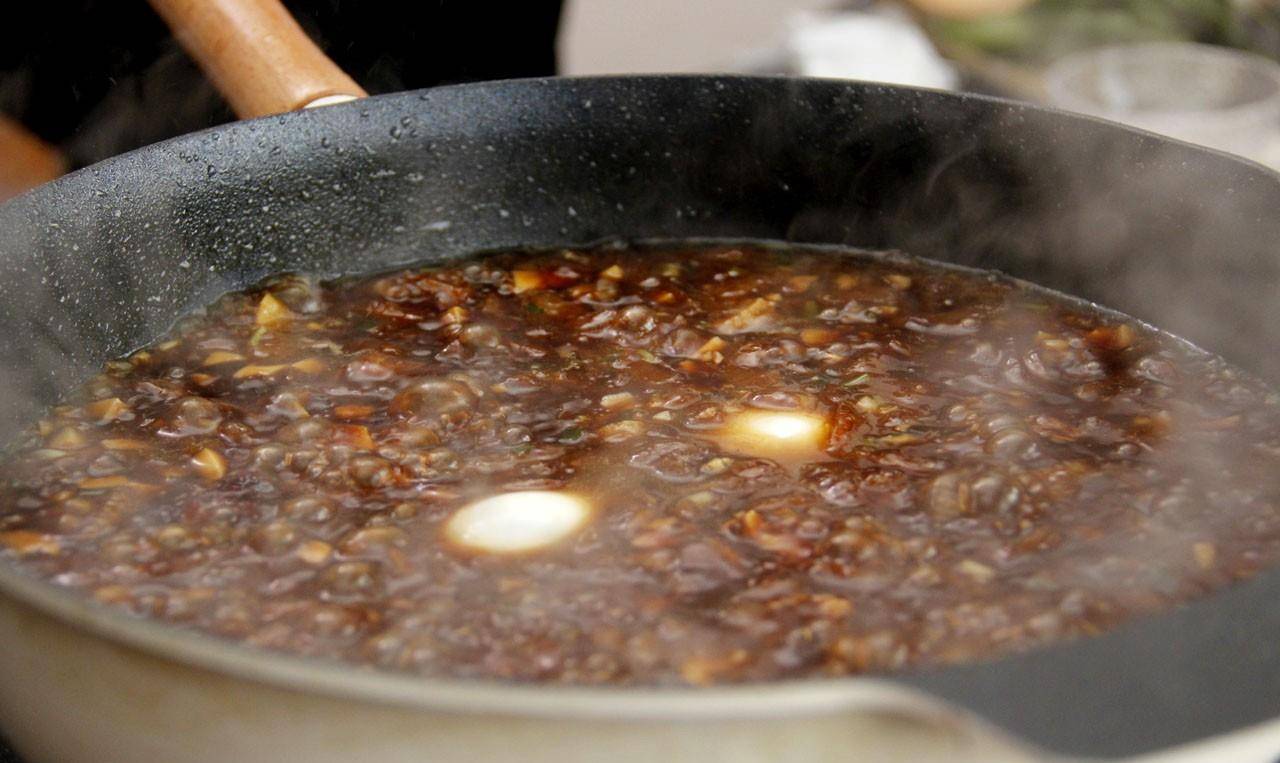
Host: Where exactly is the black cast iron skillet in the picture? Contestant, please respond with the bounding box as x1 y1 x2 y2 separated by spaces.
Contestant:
2 6 1280 763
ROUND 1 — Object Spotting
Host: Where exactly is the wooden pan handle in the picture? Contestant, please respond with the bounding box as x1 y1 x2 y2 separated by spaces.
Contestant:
0 115 67 202
148 0 366 119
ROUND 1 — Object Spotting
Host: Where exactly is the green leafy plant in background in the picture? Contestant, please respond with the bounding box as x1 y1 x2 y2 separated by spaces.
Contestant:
929 0 1280 64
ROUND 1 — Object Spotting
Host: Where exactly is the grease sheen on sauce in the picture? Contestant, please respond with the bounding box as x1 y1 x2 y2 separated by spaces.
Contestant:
1 244 1279 686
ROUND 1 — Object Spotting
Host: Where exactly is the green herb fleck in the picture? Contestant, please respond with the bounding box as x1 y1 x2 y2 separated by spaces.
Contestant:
558 427 584 444
843 373 871 387
249 326 269 347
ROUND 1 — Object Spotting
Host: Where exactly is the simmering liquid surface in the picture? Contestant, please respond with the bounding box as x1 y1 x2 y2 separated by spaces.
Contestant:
2 244 1279 685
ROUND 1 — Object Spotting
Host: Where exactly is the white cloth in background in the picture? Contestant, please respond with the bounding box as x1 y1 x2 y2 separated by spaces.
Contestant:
785 9 958 90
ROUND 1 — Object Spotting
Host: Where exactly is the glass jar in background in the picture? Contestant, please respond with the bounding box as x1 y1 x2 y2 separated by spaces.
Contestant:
1044 41 1280 169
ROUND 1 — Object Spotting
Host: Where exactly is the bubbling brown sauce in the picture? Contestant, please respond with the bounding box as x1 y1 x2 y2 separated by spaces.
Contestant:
2 244 1279 685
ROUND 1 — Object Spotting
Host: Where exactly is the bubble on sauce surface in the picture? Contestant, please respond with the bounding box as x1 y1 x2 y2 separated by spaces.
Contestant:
445 491 591 554
713 411 830 464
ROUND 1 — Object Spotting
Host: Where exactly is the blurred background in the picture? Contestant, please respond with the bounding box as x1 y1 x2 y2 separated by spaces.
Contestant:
5 0 1280 201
